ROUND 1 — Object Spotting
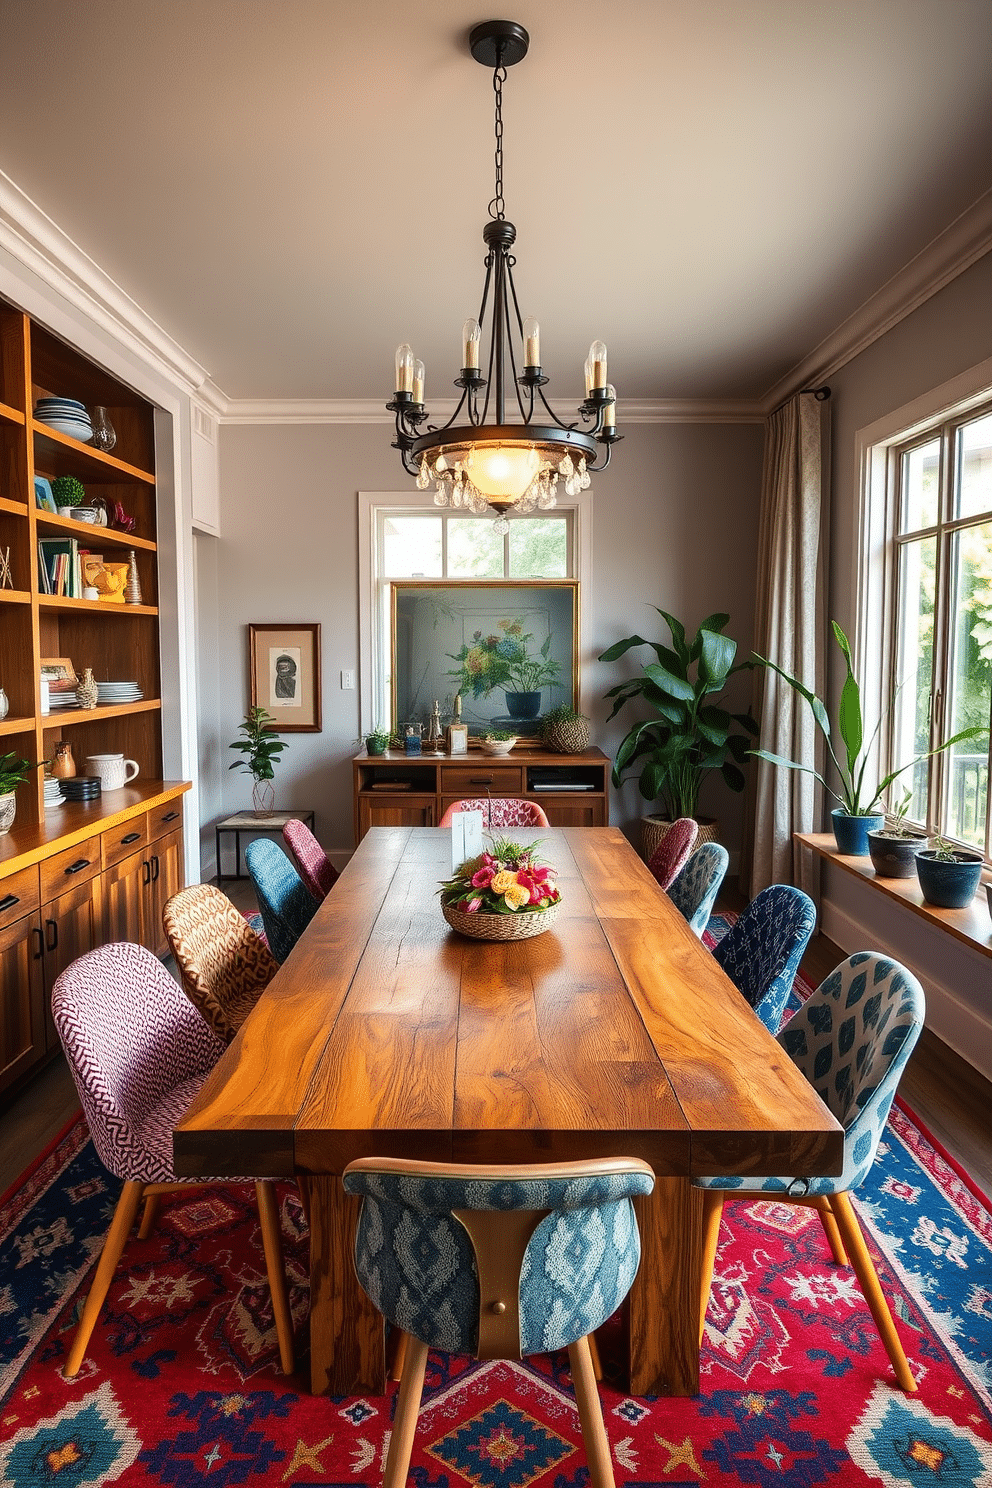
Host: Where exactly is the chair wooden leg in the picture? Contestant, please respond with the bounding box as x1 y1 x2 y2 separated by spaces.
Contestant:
389 1327 409 1382
568 1336 615 1488
137 1191 163 1240
699 1190 724 1346
811 1194 849 1266
254 1180 295 1375
830 1190 916 1392
587 1329 604 1381
64 1179 145 1378
384 1335 429 1488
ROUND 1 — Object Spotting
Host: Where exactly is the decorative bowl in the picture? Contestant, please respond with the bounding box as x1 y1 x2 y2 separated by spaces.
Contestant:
479 736 517 755
442 899 561 941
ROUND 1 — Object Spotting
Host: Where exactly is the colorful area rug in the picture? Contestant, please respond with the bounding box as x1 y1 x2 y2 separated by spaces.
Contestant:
2 959 991 1485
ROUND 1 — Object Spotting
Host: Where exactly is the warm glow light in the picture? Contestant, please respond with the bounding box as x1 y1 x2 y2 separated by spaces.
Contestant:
465 443 540 503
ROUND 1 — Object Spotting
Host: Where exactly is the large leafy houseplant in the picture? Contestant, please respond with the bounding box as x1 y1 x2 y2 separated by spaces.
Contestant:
600 611 757 820
229 706 287 814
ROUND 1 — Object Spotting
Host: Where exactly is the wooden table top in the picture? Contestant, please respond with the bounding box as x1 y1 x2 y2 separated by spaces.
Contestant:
175 827 842 1182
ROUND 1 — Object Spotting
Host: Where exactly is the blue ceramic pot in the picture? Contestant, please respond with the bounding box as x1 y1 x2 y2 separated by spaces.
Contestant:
505 690 542 720
915 850 983 909
831 808 884 856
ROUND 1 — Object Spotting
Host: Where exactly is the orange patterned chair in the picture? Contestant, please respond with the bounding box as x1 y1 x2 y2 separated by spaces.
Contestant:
163 883 279 1043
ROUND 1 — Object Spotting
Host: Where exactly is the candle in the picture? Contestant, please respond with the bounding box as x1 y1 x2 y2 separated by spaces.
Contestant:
523 316 540 368
412 359 425 405
603 384 616 429
462 318 481 370
395 343 414 394
588 340 608 390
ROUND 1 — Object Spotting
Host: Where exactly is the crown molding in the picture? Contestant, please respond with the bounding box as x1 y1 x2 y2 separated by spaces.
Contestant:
761 188 992 413
0 170 211 396
216 395 764 425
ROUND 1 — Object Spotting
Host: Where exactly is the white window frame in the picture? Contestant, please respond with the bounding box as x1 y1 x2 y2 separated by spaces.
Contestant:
854 355 992 856
358 489 594 736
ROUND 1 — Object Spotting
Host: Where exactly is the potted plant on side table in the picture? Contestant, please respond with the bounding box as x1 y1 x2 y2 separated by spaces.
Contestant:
229 706 286 816
599 610 757 859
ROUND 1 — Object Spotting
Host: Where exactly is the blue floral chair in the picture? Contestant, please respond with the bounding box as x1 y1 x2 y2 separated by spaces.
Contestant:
667 842 729 936
696 952 925 1392
712 883 816 1031
343 1155 655 1488
244 837 319 964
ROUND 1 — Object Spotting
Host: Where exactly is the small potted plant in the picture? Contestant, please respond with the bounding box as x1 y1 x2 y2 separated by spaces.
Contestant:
480 729 517 756
364 727 391 756
228 705 286 815
541 703 590 754
866 790 926 878
915 836 985 909
51 474 86 518
0 752 39 834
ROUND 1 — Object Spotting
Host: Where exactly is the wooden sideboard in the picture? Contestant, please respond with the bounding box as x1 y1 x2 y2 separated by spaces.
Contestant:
353 747 609 843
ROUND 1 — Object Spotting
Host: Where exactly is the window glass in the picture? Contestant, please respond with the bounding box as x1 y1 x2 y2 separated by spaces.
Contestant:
509 518 568 577
382 516 442 576
944 521 992 846
892 536 936 823
955 413 992 520
447 519 504 577
900 439 940 533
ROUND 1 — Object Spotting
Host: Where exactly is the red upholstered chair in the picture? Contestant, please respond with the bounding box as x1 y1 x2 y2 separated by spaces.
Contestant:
438 798 550 829
646 817 699 890
282 817 339 900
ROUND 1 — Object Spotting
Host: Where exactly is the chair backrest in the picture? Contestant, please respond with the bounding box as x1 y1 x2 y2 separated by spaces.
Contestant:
244 837 320 964
778 952 925 1190
282 817 338 900
646 818 698 891
344 1155 654 1359
51 942 225 1181
668 841 729 935
163 883 278 1041
438 798 550 829
713 884 817 1032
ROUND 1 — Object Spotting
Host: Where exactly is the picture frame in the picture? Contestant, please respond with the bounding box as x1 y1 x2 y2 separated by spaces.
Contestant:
391 581 578 738
248 623 322 732
34 476 56 514
40 657 78 686
447 722 469 754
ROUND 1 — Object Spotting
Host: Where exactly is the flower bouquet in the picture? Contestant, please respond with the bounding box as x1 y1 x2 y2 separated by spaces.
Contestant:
439 836 562 941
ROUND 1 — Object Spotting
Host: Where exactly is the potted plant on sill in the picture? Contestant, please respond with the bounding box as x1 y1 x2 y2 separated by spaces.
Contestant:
364 728 391 756
915 836 985 909
0 752 40 835
753 620 984 856
599 610 757 858
866 791 926 878
229 706 286 816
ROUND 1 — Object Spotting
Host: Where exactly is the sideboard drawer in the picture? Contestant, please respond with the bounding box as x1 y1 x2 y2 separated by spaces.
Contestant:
439 765 524 795
40 838 101 901
148 800 184 842
102 815 149 869
0 863 41 928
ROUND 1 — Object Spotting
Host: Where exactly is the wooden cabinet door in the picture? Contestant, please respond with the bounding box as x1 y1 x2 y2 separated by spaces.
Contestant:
0 913 46 1093
102 849 147 946
536 798 605 828
40 875 103 1050
145 828 183 957
358 796 436 839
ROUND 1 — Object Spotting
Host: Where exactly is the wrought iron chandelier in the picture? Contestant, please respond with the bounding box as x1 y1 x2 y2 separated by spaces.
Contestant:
388 19 620 532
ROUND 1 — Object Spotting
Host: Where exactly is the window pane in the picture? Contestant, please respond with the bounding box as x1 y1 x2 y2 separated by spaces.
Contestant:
508 518 569 577
447 519 504 577
383 516 442 577
944 521 992 849
900 439 940 532
955 412 992 520
892 536 936 822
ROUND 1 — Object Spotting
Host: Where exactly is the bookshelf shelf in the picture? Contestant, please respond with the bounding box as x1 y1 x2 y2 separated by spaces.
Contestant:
38 597 159 617
0 589 31 606
41 700 161 728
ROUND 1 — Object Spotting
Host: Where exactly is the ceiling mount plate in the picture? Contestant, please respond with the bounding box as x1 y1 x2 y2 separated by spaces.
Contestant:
469 20 529 68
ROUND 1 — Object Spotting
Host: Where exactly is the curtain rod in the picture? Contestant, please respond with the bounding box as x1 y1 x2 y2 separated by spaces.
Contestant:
801 386 831 400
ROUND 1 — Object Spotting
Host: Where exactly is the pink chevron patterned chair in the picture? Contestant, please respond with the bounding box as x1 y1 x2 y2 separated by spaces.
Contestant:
646 817 698 891
438 798 550 829
282 817 339 899
51 942 295 1378
163 883 279 1043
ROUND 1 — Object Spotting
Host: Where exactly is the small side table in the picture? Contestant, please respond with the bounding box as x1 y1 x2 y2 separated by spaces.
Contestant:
215 809 315 880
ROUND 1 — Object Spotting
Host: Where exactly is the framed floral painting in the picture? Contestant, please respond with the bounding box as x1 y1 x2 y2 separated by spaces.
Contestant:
390 581 578 736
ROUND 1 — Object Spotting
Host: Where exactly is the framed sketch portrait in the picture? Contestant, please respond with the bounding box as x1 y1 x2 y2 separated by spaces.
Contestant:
248 623 322 732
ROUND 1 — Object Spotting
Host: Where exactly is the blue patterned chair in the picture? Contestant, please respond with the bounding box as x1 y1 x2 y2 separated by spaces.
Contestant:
712 883 816 1031
667 841 729 936
696 952 925 1392
343 1155 655 1488
244 836 319 963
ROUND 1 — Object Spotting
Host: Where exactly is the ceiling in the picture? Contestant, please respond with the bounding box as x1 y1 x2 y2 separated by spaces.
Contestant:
0 0 990 405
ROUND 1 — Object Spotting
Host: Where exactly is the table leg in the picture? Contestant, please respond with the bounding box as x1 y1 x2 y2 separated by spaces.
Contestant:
629 1177 703 1395
307 1175 386 1395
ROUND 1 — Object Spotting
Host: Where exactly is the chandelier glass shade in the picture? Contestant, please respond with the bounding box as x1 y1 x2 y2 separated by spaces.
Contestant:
388 20 620 527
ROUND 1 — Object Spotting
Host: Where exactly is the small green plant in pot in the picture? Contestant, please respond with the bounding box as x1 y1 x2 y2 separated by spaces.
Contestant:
0 752 40 834
915 836 984 909
541 704 590 754
866 790 925 879
229 706 286 815
51 474 85 515
364 727 391 756
753 621 985 856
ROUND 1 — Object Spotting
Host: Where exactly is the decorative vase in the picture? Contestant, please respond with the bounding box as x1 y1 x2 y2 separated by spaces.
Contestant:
89 406 117 452
505 690 542 721
542 716 590 753
50 741 76 779
915 849 983 909
830 808 884 856
0 687 8 721
866 830 925 879
252 778 275 816
0 791 15 835
124 550 142 605
641 814 718 863
442 899 562 941
75 668 99 710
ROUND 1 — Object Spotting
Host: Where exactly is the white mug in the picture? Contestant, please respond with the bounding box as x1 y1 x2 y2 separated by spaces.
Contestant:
85 752 139 791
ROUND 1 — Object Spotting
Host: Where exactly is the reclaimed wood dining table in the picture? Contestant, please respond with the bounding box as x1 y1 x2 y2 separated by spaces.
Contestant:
174 826 843 1397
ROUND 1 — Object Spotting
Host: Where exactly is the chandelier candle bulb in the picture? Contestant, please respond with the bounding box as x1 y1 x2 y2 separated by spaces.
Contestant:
395 343 415 394
463 318 481 370
603 385 617 429
589 340 608 389
523 317 540 368
412 359 425 405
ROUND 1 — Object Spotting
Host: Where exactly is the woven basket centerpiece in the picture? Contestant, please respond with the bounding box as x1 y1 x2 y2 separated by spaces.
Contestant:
440 836 562 942
442 898 561 941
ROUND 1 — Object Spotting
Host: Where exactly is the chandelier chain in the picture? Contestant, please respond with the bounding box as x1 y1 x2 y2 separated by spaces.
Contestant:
489 54 507 221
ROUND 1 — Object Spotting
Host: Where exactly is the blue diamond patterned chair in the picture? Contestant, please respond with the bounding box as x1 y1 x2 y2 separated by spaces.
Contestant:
343 1155 655 1488
712 883 817 1032
244 836 319 964
696 952 925 1392
667 842 729 936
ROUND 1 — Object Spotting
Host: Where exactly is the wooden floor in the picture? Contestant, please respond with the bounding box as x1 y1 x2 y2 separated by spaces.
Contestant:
2 878 990 1199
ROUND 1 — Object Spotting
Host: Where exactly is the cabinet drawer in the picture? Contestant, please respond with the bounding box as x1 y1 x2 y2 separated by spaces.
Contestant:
148 800 184 842
439 765 524 794
0 864 41 929
40 838 101 901
102 816 149 869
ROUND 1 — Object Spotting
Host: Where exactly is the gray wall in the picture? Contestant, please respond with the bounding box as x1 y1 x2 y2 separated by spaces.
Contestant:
198 418 764 870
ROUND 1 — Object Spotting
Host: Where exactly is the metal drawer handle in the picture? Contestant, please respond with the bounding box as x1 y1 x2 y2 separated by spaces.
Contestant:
121 832 141 845
161 811 180 822
64 858 91 875
469 776 494 785
45 918 58 951
142 859 151 885
151 854 160 882
0 893 20 913
33 926 43 959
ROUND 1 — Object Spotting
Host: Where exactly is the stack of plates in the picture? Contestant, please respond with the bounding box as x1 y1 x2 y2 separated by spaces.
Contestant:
43 777 64 808
97 681 143 705
35 397 93 443
59 777 101 802
48 691 79 711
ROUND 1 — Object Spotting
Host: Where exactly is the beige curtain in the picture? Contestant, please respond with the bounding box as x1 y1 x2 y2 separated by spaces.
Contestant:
748 392 830 896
